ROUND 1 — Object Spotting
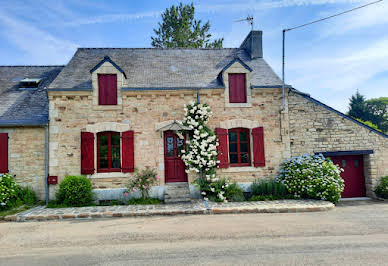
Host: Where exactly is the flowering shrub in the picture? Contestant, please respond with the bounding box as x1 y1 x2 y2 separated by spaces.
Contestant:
0 173 21 210
180 102 219 173
56 175 94 207
193 177 244 202
375 176 388 199
277 154 344 203
126 167 159 199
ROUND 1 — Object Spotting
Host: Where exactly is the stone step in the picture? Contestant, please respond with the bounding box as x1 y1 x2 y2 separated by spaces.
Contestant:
164 182 191 204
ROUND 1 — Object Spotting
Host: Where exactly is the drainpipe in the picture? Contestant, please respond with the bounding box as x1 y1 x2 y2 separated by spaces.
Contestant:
281 29 286 111
44 123 49 205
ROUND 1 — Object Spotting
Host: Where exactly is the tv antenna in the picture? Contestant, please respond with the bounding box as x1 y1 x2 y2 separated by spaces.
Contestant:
235 15 254 30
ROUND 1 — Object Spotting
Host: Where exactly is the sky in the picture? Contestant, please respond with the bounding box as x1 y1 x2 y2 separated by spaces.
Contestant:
0 0 387 112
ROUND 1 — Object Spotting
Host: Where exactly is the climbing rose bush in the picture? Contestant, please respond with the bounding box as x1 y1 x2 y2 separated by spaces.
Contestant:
277 154 344 204
180 102 219 173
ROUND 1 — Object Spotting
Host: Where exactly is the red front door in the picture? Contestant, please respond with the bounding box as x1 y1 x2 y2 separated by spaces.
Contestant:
329 155 366 198
164 131 188 183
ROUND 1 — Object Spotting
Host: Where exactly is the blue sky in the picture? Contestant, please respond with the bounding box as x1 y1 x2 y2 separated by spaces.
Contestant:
0 0 387 112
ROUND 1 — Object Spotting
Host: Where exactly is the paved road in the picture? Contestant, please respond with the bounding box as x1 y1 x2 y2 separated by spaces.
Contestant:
1 200 388 265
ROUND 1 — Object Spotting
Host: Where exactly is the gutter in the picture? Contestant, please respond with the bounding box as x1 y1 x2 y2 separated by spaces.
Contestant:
45 123 50 205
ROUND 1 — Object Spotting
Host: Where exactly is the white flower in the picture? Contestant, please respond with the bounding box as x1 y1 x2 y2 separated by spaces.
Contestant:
201 191 206 195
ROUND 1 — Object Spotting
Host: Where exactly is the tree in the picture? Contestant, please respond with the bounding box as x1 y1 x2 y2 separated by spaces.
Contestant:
151 2 223 48
347 91 368 121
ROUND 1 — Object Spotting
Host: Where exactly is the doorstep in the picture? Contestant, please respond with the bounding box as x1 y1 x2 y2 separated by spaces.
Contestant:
2 199 334 222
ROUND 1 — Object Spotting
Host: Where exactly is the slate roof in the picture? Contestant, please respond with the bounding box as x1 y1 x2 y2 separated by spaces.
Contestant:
0 66 64 126
48 48 283 90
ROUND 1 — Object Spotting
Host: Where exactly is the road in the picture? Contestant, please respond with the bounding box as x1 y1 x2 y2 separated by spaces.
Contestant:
1 200 388 265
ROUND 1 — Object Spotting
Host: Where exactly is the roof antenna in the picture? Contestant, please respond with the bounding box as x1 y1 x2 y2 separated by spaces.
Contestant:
235 15 254 30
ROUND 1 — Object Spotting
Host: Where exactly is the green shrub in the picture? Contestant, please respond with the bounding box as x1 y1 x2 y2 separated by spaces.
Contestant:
250 178 289 197
278 154 344 204
56 175 93 207
193 177 244 202
375 176 388 199
18 186 38 206
249 194 296 201
0 173 22 210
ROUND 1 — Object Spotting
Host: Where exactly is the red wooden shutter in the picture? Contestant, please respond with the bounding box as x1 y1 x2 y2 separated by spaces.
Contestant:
252 127 265 167
98 74 117 105
81 132 95 175
228 73 246 103
215 128 229 168
0 133 8 173
122 130 134 172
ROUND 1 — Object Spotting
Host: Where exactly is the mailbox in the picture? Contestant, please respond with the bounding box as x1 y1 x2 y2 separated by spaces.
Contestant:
48 176 58 185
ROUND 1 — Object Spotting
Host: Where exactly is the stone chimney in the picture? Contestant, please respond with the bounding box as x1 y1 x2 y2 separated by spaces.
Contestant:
239 30 263 59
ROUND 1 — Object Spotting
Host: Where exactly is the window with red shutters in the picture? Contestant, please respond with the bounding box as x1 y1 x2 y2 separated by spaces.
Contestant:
122 130 134 173
98 74 117 105
252 127 265 167
215 128 229 168
0 133 8 173
81 132 95 175
228 128 251 166
97 131 121 172
228 73 246 103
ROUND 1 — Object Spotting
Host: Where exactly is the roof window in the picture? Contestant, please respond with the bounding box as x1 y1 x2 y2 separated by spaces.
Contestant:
19 78 42 90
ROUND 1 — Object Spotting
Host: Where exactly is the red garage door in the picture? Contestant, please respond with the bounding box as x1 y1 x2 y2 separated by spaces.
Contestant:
329 155 366 198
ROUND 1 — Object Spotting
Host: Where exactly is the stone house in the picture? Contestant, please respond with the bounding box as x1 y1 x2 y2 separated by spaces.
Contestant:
0 31 387 202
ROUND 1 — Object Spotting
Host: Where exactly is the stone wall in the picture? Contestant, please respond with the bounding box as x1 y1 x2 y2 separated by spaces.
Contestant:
48 86 288 195
288 92 388 196
0 127 46 200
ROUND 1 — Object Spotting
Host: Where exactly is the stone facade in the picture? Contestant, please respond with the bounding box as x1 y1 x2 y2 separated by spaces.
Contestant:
0 127 46 200
288 92 388 196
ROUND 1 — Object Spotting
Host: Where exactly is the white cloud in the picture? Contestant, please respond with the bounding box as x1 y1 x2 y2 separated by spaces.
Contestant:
0 10 78 64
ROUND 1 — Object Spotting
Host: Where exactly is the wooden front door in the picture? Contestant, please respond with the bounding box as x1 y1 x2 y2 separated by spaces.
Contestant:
164 131 187 183
329 155 366 198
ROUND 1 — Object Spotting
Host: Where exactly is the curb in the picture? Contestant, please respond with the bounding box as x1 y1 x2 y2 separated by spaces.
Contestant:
3 201 334 222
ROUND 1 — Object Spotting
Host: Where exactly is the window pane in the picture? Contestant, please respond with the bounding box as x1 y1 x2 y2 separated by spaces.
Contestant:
99 157 108 168
167 137 174 157
230 154 238 164
112 146 120 158
111 134 120 145
229 132 237 142
229 142 237 153
354 159 360 167
99 146 108 157
177 138 184 147
240 153 249 163
99 135 108 146
240 142 248 153
342 160 347 167
112 158 121 168
240 131 248 142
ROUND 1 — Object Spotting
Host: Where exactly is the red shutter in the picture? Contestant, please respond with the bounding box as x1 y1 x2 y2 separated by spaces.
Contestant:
98 74 117 105
122 130 134 172
228 73 246 103
0 133 8 173
252 127 265 167
215 128 229 168
81 132 95 175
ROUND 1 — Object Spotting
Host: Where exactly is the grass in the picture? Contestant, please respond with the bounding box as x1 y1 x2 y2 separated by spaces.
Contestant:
46 198 161 208
0 204 38 217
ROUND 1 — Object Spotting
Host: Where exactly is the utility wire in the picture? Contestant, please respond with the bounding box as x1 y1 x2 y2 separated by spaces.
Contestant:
285 0 383 32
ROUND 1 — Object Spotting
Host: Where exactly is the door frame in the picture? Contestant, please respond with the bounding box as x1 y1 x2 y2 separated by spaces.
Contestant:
163 131 188 183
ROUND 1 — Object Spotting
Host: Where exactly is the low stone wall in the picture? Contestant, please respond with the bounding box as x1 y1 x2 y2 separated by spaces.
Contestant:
0 127 46 200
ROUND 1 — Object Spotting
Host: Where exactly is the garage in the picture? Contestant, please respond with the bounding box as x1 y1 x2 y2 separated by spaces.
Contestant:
321 150 373 198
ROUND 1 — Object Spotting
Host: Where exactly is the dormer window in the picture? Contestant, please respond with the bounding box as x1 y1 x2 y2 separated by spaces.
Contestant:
228 73 246 103
98 74 117 105
19 78 41 90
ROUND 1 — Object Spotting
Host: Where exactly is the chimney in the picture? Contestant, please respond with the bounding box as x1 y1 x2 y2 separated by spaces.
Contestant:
239 30 263 59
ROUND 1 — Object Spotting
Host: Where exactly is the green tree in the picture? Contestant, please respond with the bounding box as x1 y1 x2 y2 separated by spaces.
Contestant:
347 91 368 121
365 97 388 133
151 2 223 48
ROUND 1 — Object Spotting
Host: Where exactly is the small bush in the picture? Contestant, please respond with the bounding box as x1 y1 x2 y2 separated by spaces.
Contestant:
375 176 388 199
19 186 38 206
56 175 93 207
193 177 244 202
126 168 159 199
278 154 344 204
249 194 295 201
250 178 289 197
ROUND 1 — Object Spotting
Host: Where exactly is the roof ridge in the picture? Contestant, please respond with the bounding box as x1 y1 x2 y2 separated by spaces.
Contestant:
0 65 65 67
77 47 238 50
